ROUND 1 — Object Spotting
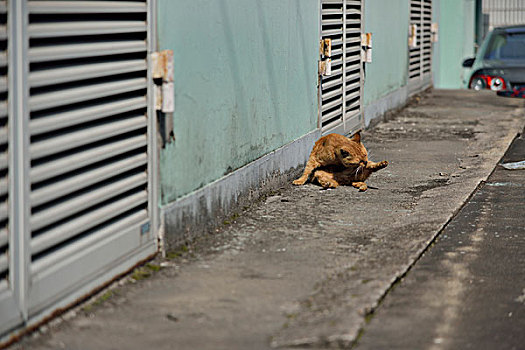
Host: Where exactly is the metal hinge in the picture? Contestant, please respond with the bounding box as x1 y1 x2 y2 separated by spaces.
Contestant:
151 50 174 113
431 23 439 43
361 33 372 63
409 24 418 48
319 38 332 76
151 50 175 146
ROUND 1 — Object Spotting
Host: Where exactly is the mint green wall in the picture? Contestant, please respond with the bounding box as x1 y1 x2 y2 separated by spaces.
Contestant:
363 0 410 106
433 0 476 88
157 0 319 204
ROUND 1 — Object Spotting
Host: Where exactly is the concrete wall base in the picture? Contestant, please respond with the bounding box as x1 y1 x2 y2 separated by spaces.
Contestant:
364 85 409 127
364 80 434 128
160 129 321 250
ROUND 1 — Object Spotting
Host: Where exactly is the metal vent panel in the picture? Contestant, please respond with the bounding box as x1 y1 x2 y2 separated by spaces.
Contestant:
409 0 433 80
0 0 157 336
26 0 152 313
320 0 363 135
482 0 525 32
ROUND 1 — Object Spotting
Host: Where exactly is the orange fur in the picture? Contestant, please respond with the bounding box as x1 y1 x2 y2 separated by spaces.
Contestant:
312 161 388 191
293 132 388 191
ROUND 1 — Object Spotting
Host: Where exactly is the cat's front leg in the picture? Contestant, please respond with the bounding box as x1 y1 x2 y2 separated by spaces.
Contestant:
366 160 388 172
351 181 368 191
293 158 321 185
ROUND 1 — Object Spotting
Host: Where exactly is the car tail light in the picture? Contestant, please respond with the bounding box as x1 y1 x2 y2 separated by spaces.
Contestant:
469 74 507 91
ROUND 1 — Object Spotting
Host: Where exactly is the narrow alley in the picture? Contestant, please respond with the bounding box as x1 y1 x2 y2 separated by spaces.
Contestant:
9 90 524 350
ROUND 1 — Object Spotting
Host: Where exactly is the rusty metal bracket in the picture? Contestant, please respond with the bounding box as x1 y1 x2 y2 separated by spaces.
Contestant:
151 50 174 112
409 24 418 48
151 50 175 146
361 33 372 63
320 38 332 58
319 38 332 76
431 23 439 43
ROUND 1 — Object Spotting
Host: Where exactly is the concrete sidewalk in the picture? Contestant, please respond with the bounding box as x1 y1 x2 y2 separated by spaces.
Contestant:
10 90 525 350
355 115 525 350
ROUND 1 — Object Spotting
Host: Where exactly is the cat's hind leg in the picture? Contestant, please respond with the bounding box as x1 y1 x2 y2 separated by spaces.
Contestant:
313 169 339 188
293 158 321 185
351 181 368 191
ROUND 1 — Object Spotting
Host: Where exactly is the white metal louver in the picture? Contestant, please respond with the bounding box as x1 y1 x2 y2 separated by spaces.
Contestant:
25 0 157 315
0 0 8 295
320 0 363 135
0 0 10 307
409 0 433 89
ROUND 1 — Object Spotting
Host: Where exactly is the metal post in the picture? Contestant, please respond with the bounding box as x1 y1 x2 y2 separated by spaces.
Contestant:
8 0 31 321
475 0 483 47
147 0 160 251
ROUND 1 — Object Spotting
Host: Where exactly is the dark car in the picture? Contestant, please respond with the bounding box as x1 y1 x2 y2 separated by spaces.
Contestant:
463 25 525 98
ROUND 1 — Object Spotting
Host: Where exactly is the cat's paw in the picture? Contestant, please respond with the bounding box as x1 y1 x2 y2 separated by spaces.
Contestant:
319 180 338 189
378 160 388 169
293 178 306 186
352 182 367 191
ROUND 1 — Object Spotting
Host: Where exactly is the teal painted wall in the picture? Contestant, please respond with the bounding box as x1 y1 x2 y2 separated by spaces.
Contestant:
157 0 319 204
433 0 476 88
363 0 410 106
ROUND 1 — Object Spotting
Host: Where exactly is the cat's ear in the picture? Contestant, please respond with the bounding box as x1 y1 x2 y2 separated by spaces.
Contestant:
350 131 361 143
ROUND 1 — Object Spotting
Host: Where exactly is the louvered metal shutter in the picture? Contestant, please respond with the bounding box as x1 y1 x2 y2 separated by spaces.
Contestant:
320 0 363 135
409 0 432 88
25 0 156 315
0 0 13 329
483 0 525 31
0 0 8 300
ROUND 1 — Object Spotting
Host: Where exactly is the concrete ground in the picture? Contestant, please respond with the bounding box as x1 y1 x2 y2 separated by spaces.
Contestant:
8 90 525 350
355 130 525 350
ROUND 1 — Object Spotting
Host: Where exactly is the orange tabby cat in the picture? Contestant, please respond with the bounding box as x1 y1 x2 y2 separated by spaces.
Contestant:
293 132 388 191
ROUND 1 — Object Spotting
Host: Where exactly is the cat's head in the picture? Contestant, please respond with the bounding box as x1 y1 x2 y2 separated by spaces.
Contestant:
338 132 368 168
